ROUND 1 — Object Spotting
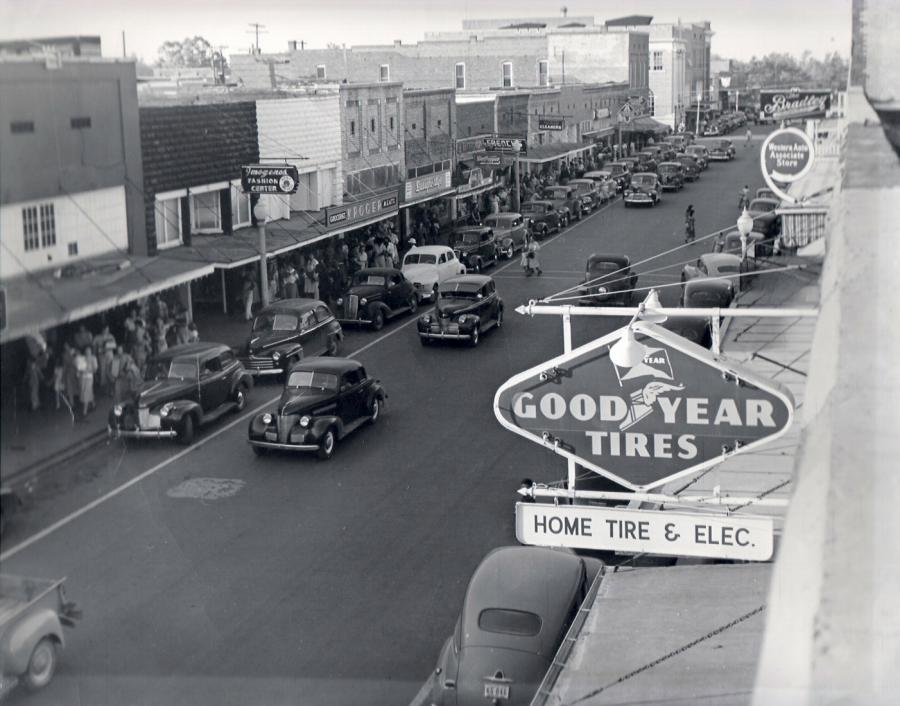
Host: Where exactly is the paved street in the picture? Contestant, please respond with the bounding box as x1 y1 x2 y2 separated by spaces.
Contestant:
1 135 768 706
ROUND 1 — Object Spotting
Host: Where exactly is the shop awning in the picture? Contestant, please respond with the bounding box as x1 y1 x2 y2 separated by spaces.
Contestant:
517 142 593 165
619 116 670 135
1 254 214 344
582 126 616 138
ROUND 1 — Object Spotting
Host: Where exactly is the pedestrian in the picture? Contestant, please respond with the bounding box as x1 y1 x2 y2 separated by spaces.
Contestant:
52 357 66 410
25 355 44 412
131 321 150 375
75 346 95 416
282 263 300 299
242 270 255 321
187 321 200 343
684 205 696 243
386 234 399 269
73 323 93 351
304 254 320 299
745 127 752 148
739 185 750 211
112 346 130 403
268 262 280 302
429 217 440 245
62 343 80 410
373 237 387 268
521 235 543 276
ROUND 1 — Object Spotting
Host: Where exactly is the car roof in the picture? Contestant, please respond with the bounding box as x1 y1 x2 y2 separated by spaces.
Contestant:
152 342 225 361
523 200 553 207
289 356 363 375
608 161 629 167
659 161 682 167
453 226 492 234
443 273 493 287
461 546 584 652
587 253 631 267
567 178 594 185
544 184 572 191
484 213 520 221
405 245 452 255
258 298 322 315
701 252 742 267
632 172 657 177
750 198 779 206
583 170 611 177
684 277 734 295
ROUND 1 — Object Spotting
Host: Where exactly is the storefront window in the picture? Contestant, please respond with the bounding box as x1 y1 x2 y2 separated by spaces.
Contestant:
191 191 222 233
155 198 182 249
231 183 252 228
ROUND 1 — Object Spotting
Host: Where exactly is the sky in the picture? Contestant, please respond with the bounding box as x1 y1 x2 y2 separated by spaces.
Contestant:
1 0 851 64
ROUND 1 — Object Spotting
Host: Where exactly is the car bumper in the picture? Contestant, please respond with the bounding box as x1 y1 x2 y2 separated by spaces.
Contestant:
109 425 178 439
624 194 654 203
418 329 473 340
248 439 319 452
336 317 375 325
708 154 730 161
245 368 283 377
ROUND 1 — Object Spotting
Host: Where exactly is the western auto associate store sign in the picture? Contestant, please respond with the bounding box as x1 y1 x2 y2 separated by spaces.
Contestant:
494 322 794 491
325 191 399 231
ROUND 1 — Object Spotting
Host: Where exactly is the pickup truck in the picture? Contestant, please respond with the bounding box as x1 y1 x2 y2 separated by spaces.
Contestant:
0 575 80 696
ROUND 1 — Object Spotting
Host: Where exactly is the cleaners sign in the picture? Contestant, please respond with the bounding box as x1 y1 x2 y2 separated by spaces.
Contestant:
516 503 774 561
494 321 794 491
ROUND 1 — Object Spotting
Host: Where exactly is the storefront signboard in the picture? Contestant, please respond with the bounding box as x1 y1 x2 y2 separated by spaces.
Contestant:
538 117 565 131
760 127 816 204
403 170 452 202
474 153 503 168
325 191 399 230
241 165 300 195
482 135 527 156
759 88 831 121
494 321 794 491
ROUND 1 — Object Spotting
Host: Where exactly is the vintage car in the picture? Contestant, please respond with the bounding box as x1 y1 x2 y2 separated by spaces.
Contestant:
623 172 662 207
702 122 722 137
520 200 563 237
109 342 254 444
756 187 777 200
427 546 598 706
450 226 499 273
239 299 343 377
247 357 385 460
543 185 583 223
417 274 503 347
682 253 744 293
706 138 736 160
674 153 701 181
605 161 632 191
748 197 781 237
577 253 639 305
483 213 528 258
566 178 604 211
713 229 769 258
0 487 21 536
401 245 467 302
663 135 688 152
673 132 695 147
635 151 659 174
619 156 642 176
657 161 685 191
663 278 735 348
685 144 710 169
582 170 617 199
334 268 418 330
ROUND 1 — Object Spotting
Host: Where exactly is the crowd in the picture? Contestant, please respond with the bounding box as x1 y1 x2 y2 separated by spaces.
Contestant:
21 293 199 418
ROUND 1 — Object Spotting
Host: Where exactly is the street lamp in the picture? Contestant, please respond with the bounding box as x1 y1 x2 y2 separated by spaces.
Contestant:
608 289 666 367
736 208 754 263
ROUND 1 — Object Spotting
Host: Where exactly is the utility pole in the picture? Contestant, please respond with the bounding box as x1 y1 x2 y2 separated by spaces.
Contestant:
121 31 126 58
212 45 228 84
247 23 267 52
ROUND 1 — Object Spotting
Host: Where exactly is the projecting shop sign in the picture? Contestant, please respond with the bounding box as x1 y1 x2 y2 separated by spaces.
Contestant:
325 191 399 230
759 88 831 121
760 127 816 204
538 117 565 131
241 165 300 194
516 503 774 561
494 321 794 491
482 135 527 155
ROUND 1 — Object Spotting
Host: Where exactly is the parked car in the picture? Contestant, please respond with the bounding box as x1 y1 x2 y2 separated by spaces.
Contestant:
582 170 617 199
521 200 563 237
620 156 642 176
0 487 21 536
635 151 659 174
657 161 685 191
663 278 735 348
567 178 604 211
747 197 781 237
673 132 695 147
682 253 744 294
484 213 528 258
702 122 722 137
543 185 583 222
402 245 467 302
239 300 343 377
713 229 769 257
334 267 418 330
0 575 80 696
427 546 597 706
623 172 661 207
578 253 638 305
417 274 503 347
110 343 254 444
247 357 385 460
605 161 632 191
451 226 500 273
664 135 688 152
755 187 777 200
674 153 701 181
685 144 710 169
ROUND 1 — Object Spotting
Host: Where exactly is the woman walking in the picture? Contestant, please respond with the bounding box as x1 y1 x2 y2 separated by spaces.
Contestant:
520 235 543 276
684 205 696 243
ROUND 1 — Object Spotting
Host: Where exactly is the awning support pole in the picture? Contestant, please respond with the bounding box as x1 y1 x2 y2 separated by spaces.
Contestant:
221 269 228 315
562 306 577 503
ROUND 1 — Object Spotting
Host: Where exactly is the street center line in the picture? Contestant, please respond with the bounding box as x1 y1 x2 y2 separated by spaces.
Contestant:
1 197 617 561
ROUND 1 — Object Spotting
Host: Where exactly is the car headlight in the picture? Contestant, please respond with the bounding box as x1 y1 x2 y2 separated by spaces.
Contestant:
160 402 174 417
360 298 368 306
114 405 123 417
421 315 431 324
336 297 343 305
262 413 273 425
300 415 311 428
458 315 468 324
413 282 423 289
597 286 608 294
272 351 281 362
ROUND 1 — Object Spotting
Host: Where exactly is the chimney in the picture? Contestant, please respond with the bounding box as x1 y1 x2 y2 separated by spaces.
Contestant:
288 40 298 51
394 39 402 47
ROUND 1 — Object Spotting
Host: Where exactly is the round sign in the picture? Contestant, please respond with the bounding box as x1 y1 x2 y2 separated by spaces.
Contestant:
278 175 296 193
760 127 815 183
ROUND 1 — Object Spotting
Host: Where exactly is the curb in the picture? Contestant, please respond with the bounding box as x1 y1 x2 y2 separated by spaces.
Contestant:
3 428 108 489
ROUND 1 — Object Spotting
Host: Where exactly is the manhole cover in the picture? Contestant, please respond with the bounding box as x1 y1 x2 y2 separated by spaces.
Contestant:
167 478 246 501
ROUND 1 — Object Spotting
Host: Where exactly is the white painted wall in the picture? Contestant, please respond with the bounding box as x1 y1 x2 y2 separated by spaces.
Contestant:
0 186 128 279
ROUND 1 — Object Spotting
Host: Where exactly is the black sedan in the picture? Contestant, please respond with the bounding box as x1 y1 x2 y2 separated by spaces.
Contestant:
417 274 503 347
663 278 735 348
577 253 638 306
334 268 418 330
247 357 385 460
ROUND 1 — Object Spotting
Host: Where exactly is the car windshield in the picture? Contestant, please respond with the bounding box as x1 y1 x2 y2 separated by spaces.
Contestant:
715 263 740 274
750 200 776 212
352 273 386 286
478 609 542 636
286 370 339 392
404 253 437 265
440 283 482 299
588 261 621 276
455 232 481 245
609 165 624 174
633 175 655 186
659 165 678 173
253 313 299 333
146 355 197 381
522 204 544 213
546 188 568 197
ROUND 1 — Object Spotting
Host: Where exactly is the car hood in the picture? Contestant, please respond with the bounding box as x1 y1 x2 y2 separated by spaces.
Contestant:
347 284 382 300
402 264 438 282
452 242 481 254
456 647 548 706
133 378 196 408
244 331 298 356
436 299 477 317
630 182 657 192
277 390 336 416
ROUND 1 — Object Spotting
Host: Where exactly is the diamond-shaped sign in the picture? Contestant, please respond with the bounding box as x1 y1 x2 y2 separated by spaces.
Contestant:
493 322 794 491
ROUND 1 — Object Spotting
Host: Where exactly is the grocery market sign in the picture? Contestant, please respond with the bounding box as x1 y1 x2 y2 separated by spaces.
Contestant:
325 191 399 230
516 503 774 561
494 322 794 491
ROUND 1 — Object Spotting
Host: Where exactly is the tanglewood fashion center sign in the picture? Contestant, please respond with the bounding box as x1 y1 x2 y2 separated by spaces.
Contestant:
325 191 399 230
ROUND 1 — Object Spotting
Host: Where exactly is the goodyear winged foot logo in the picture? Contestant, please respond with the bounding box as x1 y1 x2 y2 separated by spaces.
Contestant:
612 346 684 431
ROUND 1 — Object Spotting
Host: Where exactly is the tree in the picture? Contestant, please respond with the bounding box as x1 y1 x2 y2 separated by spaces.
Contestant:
156 36 215 68
731 52 848 92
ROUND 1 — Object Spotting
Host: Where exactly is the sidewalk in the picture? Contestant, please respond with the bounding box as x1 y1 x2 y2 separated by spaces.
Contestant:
0 306 252 485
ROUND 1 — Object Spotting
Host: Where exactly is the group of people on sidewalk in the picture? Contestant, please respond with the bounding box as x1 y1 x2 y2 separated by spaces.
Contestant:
20 294 199 418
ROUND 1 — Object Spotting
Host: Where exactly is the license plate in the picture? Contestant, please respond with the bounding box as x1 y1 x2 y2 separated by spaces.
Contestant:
484 683 509 699
443 324 459 334
265 432 277 441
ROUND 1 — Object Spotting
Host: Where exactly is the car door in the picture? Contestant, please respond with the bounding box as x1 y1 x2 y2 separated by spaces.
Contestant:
385 272 405 310
299 309 325 355
199 353 229 413
481 230 495 264
338 369 366 425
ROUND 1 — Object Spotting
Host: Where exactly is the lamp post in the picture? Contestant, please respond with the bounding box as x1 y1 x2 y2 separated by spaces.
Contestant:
253 200 270 307
737 208 754 263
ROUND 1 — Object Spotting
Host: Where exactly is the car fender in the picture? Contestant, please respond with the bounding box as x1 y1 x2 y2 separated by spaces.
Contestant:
2 608 64 676
310 416 344 440
230 371 254 395
163 400 203 425
369 300 391 318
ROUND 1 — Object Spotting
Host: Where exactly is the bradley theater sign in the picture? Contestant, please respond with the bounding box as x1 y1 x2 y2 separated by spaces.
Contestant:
494 322 794 491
